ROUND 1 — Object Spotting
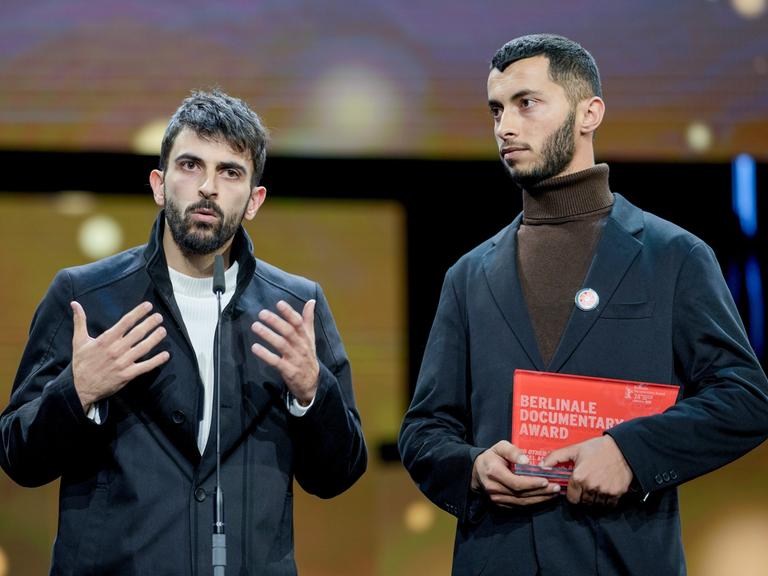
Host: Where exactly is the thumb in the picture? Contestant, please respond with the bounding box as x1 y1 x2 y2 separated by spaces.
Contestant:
70 301 89 346
542 444 579 468
303 299 316 338
491 441 527 465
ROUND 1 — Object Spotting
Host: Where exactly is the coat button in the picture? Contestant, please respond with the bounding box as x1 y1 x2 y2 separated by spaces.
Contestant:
172 410 186 424
670 470 679 480
662 472 670 482
195 487 207 502
654 474 663 485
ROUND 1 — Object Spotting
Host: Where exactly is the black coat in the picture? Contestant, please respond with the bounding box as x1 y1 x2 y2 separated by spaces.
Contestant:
399 194 768 575
1 213 367 575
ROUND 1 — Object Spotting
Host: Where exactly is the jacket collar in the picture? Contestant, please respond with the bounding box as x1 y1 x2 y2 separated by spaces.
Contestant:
142 210 257 315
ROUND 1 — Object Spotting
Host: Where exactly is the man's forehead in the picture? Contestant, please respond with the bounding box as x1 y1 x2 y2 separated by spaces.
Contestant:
171 128 251 164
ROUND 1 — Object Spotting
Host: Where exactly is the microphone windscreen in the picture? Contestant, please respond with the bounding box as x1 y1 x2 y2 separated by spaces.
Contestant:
212 255 226 294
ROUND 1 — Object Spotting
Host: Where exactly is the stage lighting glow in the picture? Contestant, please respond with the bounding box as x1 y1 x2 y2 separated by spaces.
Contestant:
699 509 768 576
732 153 757 238
281 65 403 154
78 214 123 260
0 546 8 576
731 0 766 18
686 121 713 153
54 190 96 216
133 119 168 155
403 500 435 534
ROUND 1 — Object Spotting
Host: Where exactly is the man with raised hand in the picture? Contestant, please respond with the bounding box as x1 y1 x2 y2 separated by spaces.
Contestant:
1 89 366 575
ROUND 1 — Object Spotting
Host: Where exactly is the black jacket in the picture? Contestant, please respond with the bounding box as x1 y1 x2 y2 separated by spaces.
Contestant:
1 212 367 575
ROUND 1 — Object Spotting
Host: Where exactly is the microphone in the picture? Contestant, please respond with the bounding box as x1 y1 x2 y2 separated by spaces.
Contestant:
212 254 226 576
213 255 226 295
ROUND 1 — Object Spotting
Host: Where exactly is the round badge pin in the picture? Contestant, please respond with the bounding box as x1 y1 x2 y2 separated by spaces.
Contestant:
575 288 599 311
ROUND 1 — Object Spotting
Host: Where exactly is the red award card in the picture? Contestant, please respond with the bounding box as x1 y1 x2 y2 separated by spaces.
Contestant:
511 370 679 485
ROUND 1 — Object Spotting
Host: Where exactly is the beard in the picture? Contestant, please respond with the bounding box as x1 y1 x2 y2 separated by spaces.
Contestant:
503 108 576 189
164 189 247 256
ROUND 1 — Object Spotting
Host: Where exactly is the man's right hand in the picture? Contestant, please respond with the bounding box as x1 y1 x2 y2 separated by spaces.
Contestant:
471 441 561 507
71 301 170 412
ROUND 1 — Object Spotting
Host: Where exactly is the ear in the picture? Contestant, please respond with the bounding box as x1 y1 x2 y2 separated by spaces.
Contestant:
149 170 165 207
578 96 605 137
243 186 267 221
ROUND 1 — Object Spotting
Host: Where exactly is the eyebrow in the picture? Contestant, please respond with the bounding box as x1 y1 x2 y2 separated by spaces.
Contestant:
488 89 543 107
175 152 203 165
217 161 248 175
174 153 248 175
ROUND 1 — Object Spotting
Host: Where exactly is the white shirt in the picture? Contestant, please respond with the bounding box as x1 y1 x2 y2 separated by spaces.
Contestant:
169 263 238 453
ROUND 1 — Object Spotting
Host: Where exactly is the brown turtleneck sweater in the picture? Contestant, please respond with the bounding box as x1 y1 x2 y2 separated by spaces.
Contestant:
517 164 614 366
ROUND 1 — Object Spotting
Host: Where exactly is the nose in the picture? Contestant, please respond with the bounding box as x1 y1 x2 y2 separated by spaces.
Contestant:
495 108 520 142
198 171 217 199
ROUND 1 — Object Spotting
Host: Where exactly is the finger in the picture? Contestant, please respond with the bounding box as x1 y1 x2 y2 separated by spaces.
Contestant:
123 313 164 348
484 478 558 499
257 308 296 339
565 478 585 505
70 301 89 346
276 300 304 328
251 342 282 367
496 494 559 508
605 495 620 507
506 474 552 493
492 490 561 507
581 490 597 506
106 302 154 340
126 326 167 361
252 322 289 354
542 445 578 468
487 462 549 493
125 350 170 380
593 493 610 507
490 440 524 464
302 299 316 340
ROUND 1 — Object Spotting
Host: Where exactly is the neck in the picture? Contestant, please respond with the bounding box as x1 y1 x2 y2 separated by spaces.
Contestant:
162 226 233 277
522 163 613 223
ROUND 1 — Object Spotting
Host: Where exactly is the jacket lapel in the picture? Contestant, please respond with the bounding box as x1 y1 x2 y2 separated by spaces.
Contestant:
547 194 644 372
196 288 283 481
482 216 546 370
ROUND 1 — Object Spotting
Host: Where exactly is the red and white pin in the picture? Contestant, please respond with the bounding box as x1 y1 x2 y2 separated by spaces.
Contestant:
575 288 599 311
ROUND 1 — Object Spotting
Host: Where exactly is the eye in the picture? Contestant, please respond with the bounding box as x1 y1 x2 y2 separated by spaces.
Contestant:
223 168 242 180
489 105 502 121
520 98 536 109
180 159 198 171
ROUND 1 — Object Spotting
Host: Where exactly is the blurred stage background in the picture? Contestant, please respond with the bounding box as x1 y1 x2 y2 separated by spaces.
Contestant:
1 1 767 574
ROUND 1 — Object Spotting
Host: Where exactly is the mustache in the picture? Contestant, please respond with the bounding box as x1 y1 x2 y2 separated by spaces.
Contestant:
500 141 531 153
185 199 224 220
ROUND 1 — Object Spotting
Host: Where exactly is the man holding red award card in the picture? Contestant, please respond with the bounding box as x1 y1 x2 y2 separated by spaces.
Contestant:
399 34 768 575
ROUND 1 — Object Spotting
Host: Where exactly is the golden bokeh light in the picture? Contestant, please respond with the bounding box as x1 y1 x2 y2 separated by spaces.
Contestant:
404 500 436 534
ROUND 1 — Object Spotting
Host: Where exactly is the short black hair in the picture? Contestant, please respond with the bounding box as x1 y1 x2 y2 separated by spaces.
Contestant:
491 34 602 105
159 89 269 187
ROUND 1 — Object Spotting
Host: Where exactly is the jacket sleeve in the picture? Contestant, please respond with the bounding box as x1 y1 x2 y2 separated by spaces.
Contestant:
289 283 367 498
607 242 768 495
398 268 486 521
0 270 104 487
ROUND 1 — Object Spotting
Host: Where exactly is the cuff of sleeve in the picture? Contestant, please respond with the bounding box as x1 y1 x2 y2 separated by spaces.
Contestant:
604 425 650 495
461 446 489 524
286 392 316 417
50 364 105 430
86 400 109 425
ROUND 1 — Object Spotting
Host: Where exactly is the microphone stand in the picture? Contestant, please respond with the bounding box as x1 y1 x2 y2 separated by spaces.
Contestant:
212 255 226 576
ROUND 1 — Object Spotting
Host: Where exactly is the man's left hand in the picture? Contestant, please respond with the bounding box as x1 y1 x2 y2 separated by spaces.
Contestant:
542 435 633 507
251 300 319 405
